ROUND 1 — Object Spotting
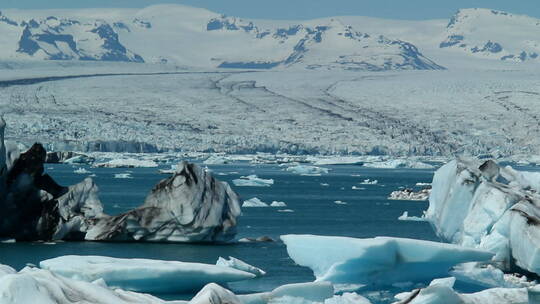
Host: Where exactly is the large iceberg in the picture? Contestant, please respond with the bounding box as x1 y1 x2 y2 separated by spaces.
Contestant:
0 119 241 243
281 234 493 287
426 158 540 274
86 161 242 242
93 158 158 168
40 255 255 293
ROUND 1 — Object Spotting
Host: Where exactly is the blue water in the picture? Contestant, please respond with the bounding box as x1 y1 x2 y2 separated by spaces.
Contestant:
0 162 438 302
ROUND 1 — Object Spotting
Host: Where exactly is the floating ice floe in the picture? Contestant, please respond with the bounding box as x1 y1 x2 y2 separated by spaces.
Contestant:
398 211 427 222
286 165 329 175
216 256 266 277
450 262 534 289
321 183 330 187
394 276 538 304
426 158 540 275
270 201 287 207
74 167 92 174
415 182 431 186
158 164 177 174
278 209 294 213
233 175 274 187
64 155 94 165
363 159 434 169
334 200 348 205
93 158 158 168
360 179 378 185
281 234 493 287
351 186 365 190
242 197 269 207
310 157 364 166
40 255 256 293
388 188 430 201
114 173 133 179
1 262 353 304
203 155 229 165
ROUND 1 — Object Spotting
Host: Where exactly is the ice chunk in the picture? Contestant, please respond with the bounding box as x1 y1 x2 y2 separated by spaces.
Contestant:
363 159 434 169
239 282 334 304
334 200 348 205
94 158 158 168
114 173 133 179
189 283 240 304
359 179 378 185
203 155 229 165
233 175 274 187
311 157 364 166
216 256 266 277
243 197 269 207
281 234 493 287
270 201 287 207
398 211 427 222
450 262 534 289
0 266 179 304
395 276 531 304
40 255 255 293
286 165 329 175
73 167 91 174
389 188 430 201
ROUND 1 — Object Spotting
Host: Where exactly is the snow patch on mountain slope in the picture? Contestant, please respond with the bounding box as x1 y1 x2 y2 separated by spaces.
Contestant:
440 8 540 62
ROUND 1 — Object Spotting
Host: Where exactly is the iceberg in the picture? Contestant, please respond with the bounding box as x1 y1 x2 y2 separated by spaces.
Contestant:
426 158 540 274
286 165 329 175
394 276 534 304
450 262 533 289
281 234 493 287
0 265 179 304
40 255 255 293
216 256 266 277
114 173 133 179
0 121 241 243
363 159 434 169
74 167 92 174
233 175 274 187
93 158 158 168
398 211 427 222
270 201 287 207
359 179 378 185
203 155 229 165
388 188 430 201
242 197 269 207
85 161 242 242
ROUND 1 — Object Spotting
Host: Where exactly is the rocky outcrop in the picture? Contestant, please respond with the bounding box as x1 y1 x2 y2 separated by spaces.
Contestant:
0 120 241 243
427 158 540 275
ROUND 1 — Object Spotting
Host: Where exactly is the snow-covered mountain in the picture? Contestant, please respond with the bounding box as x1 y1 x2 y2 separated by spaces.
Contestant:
440 8 540 62
0 5 444 71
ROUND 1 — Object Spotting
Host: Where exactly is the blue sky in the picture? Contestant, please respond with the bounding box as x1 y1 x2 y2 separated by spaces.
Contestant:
1 0 539 20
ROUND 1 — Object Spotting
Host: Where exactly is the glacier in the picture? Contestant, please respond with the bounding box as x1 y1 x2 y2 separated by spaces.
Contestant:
39 255 256 293
281 234 493 287
426 158 540 275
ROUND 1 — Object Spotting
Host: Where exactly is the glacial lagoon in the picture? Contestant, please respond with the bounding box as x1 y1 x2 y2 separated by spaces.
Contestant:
0 161 439 302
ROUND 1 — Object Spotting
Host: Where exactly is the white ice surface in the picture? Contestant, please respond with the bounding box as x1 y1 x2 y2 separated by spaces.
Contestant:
281 234 493 287
39 255 255 293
